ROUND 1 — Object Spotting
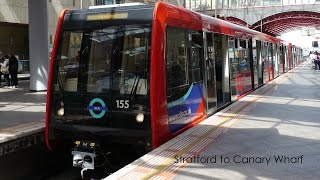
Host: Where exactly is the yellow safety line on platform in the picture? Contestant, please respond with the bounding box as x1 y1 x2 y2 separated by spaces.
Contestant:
110 63 305 179
136 68 295 180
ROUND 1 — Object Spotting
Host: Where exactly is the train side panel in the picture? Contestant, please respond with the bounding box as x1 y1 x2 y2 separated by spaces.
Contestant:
151 2 206 148
150 3 167 148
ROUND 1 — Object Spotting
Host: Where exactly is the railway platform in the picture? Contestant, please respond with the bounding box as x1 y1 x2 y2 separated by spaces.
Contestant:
0 79 45 155
107 61 320 179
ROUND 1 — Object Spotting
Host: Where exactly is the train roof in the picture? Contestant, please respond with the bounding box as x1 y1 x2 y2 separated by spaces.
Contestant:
63 1 283 45
154 2 281 44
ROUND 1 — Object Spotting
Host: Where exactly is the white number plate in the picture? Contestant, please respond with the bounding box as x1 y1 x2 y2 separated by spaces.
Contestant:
116 100 130 109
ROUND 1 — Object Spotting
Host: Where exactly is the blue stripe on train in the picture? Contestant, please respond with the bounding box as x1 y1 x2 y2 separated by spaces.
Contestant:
167 83 204 133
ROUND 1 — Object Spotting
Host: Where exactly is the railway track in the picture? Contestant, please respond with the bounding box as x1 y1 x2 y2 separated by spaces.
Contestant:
0 139 142 180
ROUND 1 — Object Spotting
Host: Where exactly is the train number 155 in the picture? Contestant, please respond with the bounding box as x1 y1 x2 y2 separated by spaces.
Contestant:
116 100 129 109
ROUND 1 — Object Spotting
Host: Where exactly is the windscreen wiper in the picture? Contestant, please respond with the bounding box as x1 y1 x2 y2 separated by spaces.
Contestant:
130 75 140 100
56 68 66 97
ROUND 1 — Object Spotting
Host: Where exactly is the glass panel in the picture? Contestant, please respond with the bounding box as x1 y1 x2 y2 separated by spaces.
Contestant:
215 34 230 107
262 42 269 83
235 39 252 95
273 44 279 77
256 40 263 86
229 37 237 101
166 27 204 133
55 32 82 92
86 25 150 95
252 39 259 88
54 25 151 97
190 31 203 83
86 28 114 93
268 43 274 79
166 28 189 89
206 32 217 112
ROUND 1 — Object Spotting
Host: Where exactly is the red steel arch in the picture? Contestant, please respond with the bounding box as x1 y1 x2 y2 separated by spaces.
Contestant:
219 16 248 27
221 11 320 36
251 11 320 36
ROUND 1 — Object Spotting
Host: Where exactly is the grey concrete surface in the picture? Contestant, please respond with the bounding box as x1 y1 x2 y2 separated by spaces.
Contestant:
174 63 320 179
0 80 45 143
0 73 30 83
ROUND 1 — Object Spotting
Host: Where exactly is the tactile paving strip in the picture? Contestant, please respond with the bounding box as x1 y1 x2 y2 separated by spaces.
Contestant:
106 63 299 180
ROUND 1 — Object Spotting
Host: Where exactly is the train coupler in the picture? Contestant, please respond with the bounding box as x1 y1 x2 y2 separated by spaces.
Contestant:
72 141 98 178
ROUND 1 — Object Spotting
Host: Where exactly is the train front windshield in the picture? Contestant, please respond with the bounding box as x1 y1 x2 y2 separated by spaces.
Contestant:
51 8 152 131
56 26 150 94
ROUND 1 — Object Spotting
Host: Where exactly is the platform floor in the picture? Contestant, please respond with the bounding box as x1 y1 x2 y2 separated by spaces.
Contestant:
107 62 320 180
0 80 45 144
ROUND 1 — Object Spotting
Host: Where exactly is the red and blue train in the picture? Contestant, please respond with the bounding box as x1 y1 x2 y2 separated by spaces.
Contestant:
45 1 303 170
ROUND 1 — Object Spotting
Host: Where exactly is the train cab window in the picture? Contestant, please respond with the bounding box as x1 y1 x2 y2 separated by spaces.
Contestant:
86 28 113 93
55 32 82 92
85 25 151 95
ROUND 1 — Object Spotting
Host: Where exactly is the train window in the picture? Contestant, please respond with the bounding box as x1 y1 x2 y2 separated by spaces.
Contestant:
237 39 249 72
235 38 247 49
228 37 237 99
189 31 203 83
55 32 82 92
166 27 189 89
262 42 269 83
85 25 151 94
252 39 259 88
235 39 238 49
86 28 114 93
240 39 247 49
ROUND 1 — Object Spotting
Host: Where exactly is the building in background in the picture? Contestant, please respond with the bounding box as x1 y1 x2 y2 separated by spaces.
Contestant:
0 1 93 60
0 0 317 61
48 1 96 53
0 1 28 60
0 0 161 61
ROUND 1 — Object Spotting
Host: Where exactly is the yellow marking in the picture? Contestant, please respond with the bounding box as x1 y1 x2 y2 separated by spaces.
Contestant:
138 72 292 180
135 167 153 173
140 112 243 180
86 12 128 21
0 129 17 134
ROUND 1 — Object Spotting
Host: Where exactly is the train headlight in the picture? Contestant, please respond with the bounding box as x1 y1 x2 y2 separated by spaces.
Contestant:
57 101 64 116
136 113 144 123
57 107 64 116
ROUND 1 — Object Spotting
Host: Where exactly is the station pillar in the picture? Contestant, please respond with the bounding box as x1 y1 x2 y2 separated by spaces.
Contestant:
28 0 49 91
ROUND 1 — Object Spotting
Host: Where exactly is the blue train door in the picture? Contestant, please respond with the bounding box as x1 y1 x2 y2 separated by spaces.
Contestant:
203 32 217 115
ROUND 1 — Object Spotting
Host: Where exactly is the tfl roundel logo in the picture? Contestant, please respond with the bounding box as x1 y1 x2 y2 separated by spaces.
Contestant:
87 98 108 118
